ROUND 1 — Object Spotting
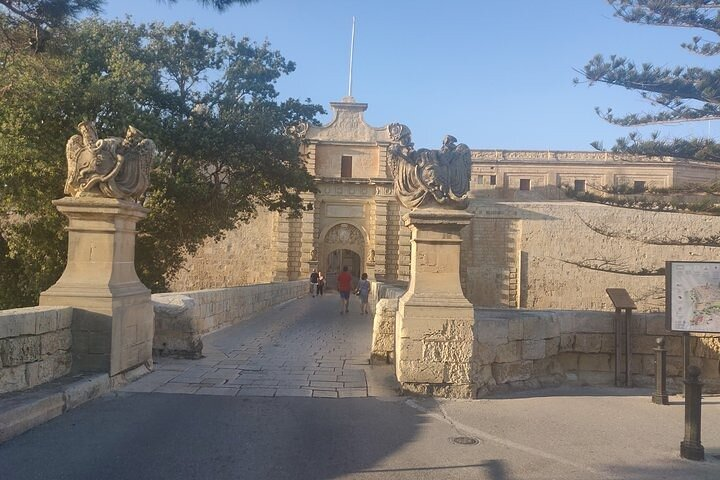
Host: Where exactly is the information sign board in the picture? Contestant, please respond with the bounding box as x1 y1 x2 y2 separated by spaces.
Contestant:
666 261 720 333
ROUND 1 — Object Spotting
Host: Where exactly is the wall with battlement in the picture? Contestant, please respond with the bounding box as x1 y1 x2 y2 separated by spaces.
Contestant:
0 307 72 394
152 280 307 357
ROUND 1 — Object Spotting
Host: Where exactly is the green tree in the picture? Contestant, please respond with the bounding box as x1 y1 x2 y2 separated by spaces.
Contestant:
0 0 257 51
578 0 720 161
0 17 323 308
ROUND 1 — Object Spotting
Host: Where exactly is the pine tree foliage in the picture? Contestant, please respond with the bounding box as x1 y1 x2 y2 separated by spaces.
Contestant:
578 0 720 160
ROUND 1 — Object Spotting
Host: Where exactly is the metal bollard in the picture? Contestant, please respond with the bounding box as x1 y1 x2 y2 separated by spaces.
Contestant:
680 365 704 461
652 337 669 405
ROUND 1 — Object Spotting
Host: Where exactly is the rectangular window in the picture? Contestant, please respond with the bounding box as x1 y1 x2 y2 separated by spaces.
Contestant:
341 155 352 178
477 175 483 184
574 179 586 192
519 179 531 191
489 175 497 186
633 180 646 193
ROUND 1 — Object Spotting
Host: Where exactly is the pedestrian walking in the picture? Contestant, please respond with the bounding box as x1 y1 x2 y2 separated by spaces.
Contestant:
357 272 371 314
317 271 325 296
309 269 319 297
337 266 353 314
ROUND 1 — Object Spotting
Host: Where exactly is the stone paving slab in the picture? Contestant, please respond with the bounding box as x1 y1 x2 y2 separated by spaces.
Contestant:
119 295 399 399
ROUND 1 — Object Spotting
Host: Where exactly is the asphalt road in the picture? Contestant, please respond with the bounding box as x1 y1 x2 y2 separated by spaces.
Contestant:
2 295 720 479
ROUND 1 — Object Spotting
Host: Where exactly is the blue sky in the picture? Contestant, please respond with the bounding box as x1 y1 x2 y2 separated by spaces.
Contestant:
100 0 718 151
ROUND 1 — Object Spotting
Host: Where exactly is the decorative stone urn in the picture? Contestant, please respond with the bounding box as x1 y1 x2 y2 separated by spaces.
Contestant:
387 124 476 397
40 121 157 376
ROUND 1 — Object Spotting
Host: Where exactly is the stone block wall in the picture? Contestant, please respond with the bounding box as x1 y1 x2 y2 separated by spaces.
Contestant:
465 201 720 312
152 281 306 357
367 286 720 397
472 309 720 396
0 307 73 394
369 283 405 364
170 208 277 291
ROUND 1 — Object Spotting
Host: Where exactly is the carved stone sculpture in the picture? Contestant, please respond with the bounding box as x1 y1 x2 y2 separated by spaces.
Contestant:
65 121 157 201
387 123 471 210
285 121 309 139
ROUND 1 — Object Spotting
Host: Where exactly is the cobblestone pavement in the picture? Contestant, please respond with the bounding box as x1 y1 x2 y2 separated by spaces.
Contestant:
120 292 397 399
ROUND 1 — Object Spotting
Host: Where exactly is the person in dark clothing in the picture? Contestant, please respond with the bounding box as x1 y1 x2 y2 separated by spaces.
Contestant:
310 269 319 297
317 271 325 296
337 266 353 314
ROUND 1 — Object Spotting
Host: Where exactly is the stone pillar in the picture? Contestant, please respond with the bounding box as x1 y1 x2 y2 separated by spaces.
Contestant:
39 197 153 376
395 208 476 398
299 193 316 277
274 213 291 281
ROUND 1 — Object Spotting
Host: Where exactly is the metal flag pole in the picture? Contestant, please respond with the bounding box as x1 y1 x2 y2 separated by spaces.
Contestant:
348 16 356 97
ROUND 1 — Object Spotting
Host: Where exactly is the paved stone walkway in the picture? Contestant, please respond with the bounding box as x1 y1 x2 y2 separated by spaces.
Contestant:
120 292 397 398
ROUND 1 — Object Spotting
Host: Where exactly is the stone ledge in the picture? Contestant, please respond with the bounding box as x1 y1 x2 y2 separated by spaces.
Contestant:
0 372 111 444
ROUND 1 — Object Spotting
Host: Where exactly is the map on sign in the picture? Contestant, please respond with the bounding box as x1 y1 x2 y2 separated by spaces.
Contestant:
667 262 720 333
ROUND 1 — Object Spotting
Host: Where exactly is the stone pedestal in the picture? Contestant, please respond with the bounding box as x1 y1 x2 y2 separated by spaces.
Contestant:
395 208 476 398
40 197 154 376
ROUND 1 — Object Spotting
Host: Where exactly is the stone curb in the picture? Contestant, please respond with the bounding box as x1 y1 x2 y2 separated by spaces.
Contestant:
0 364 150 444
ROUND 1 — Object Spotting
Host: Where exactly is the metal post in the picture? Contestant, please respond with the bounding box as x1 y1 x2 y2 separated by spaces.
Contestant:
652 337 668 405
682 333 690 396
615 307 622 387
680 365 704 461
625 308 632 387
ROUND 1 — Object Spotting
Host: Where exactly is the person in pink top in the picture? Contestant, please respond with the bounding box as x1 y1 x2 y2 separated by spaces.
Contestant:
336 266 353 314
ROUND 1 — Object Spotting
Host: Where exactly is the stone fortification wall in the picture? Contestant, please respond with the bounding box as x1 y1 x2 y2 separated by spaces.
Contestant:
0 307 72 394
152 281 306 357
169 208 278 292
472 309 720 396
465 200 720 312
519 202 720 312
368 282 720 396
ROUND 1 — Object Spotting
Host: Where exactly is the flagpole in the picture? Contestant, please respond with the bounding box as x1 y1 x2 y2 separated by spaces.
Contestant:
348 16 356 98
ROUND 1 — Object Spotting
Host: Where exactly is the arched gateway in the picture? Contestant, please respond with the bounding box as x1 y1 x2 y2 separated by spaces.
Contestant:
321 223 364 286
272 97 410 284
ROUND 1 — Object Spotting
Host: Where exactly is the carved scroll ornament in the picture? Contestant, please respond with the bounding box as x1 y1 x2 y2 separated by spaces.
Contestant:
64 121 157 201
285 121 309 139
387 123 471 210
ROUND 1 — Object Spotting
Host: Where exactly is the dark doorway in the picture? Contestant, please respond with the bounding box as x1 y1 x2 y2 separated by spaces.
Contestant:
325 249 361 288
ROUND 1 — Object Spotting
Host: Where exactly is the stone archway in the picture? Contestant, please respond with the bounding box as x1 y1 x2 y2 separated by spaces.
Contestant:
325 249 362 289
320 223 365 287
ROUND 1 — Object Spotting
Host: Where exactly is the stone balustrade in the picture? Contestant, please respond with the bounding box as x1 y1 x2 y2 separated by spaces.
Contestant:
0 307 73 394
152 281 307 358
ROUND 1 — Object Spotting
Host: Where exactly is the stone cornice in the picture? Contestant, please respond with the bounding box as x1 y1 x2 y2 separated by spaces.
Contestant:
470 150 720 168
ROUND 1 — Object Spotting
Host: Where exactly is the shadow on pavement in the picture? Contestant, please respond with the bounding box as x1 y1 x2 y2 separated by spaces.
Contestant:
0 392 510 480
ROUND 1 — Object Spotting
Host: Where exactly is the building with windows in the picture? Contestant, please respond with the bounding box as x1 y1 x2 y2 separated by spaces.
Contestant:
173 97 720 312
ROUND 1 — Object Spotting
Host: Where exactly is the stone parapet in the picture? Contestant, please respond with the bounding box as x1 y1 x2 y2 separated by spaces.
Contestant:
369 282 406 364
0 307 73 394
152 281 306 357
474 309 720 396
371 300 720 397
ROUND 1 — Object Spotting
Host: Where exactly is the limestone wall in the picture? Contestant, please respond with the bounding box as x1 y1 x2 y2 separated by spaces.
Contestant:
369 282 405 364
367 281 720 396
169 208 278 291
0 307 72 394
473 309 719 396
465 200 720 312
152 281 306 357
